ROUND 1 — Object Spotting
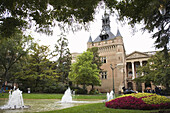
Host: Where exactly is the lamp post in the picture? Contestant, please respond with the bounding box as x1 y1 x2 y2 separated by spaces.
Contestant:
110 63 124 96
62 62 67 83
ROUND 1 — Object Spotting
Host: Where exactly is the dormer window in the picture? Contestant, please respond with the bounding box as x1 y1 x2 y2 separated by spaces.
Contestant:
100 34 109 41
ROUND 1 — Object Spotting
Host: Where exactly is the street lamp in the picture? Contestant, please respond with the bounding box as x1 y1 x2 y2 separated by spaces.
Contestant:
110 63 124 97
62 62 67 83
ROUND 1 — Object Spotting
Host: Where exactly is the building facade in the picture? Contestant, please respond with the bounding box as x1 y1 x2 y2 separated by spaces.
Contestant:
72 12 156 94
87 12 126 94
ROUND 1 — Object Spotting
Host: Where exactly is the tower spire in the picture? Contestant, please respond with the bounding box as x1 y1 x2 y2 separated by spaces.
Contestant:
102 11 110 32
87 35 92 43
116 27 122 37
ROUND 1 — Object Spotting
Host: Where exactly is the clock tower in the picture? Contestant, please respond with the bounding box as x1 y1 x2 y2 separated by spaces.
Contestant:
102 11 111 32
87 11 126 94
100 12 111 41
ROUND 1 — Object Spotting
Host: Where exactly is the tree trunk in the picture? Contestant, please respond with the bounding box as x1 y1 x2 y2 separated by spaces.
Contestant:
83 84 86 91
91 85 94 90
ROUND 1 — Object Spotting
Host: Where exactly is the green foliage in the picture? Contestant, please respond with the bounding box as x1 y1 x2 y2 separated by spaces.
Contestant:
87 47 102 71
69 51 101 91
0 30 33 82
15 43 58 92
113 0 169 58
0 0 169 58
71 87 88 94
0 0 101 36
52 33 72 83
135 52 170 91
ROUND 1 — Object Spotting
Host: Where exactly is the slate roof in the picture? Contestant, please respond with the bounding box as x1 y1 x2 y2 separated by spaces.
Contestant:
87 35 92 43
116 29 122 37
93 31 116 42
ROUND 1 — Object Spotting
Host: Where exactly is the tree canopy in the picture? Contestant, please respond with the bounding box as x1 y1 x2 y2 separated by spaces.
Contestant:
0 0 101 37
15 43 58 92
0 30 33 82
1 0 169 56
135 51 170 91
52 33 72 83
69 51 100 90
113 0 169 58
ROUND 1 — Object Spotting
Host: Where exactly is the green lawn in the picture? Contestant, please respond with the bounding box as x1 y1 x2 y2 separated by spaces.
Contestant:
0 93 107 99
38 103 169 113
1 93 169 113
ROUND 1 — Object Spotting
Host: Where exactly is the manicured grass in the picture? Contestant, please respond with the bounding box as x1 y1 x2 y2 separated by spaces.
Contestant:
38 103 167 113
0 93 8 98
0 93 107 99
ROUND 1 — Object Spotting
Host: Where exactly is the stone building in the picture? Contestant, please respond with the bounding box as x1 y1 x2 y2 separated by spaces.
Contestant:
125 51 156 92
72 12 156 94
87 12 126 94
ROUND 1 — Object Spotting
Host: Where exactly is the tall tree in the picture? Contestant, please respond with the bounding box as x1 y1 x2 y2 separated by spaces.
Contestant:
87 47 102 90
15 43 58 92
135 51 170 91
69 51 101 91
52 33 72 84
0 30 33 83
87 47 102 71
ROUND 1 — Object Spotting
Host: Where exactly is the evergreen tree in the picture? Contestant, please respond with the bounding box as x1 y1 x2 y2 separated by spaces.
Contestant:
16 43 58 92
52 34 72 84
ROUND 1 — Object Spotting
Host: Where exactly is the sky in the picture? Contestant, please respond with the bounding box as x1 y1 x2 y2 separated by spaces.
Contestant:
31 9 158 55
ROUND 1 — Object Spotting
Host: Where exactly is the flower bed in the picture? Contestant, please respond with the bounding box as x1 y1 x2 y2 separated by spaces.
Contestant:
105 93 170 110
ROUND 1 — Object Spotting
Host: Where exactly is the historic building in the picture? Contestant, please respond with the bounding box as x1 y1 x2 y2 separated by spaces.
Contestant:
87 12 126 94
72 12 156 94
125 51 156 93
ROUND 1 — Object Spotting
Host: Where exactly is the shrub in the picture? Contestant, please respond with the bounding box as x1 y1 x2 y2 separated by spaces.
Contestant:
71 87 87 94
106 93 170 110
89 89 99 95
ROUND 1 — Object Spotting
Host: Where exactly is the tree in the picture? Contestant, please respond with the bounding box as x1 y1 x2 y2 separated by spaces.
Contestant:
110 0 169 59
87 47 102 90
87 47 102 71
69 51 101 91
15 43 58 92
1 0 168 58
0 0 101 37
0 30 33 83
135 51 170 92
52 33 72 84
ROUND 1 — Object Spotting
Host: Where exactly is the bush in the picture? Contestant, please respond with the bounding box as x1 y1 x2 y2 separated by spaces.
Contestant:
71 87 87 94
106 93 170 110
89 89 99 95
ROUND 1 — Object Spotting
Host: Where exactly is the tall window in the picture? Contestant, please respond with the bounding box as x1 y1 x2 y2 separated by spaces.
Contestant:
101 71 107 79
101 56 106 63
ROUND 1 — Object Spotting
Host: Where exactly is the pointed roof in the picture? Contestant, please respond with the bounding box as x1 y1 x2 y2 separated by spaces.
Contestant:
87 35 92 43
126 51 150 60
93 31 115 42
116 29 122 37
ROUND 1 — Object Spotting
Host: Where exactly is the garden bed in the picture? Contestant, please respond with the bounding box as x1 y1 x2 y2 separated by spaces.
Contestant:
106 93 170 110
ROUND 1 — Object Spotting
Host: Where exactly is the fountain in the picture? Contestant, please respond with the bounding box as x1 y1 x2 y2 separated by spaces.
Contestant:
106 90 115 101
61 87 72 103
0 87 29 110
